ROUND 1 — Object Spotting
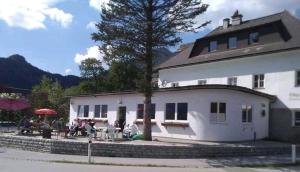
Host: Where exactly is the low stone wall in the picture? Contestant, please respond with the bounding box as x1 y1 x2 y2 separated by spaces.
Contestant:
0 136 51 153
0 135 299 158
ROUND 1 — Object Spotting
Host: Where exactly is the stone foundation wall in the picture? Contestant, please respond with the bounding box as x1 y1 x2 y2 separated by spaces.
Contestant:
0 136 51 152
0 135 299 158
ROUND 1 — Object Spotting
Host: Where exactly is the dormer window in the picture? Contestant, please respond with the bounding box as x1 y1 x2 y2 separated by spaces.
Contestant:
198 80 207 85
249 32 259 45
209 41 218 52
171 82 179 87
228 37 237 49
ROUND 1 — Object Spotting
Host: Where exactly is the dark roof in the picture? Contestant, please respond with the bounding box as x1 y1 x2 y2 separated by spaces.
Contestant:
156 11 300 70
69 84 276 101
153 48 174 66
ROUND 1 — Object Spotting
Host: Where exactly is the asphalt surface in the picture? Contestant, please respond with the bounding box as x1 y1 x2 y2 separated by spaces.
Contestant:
0 147 300 172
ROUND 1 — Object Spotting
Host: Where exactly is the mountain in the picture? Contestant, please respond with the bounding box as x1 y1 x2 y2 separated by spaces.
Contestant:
0 54 80 90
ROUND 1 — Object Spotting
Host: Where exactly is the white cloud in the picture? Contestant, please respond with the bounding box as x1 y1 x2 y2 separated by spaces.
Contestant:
198 0 300 29
89 0 109 11
86 21 97 30
0 0 73 30
65 68 72 74
74 46 108 69
44 8 73 28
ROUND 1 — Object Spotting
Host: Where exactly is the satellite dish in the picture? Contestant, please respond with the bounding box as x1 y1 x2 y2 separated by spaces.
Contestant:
161 80 167 87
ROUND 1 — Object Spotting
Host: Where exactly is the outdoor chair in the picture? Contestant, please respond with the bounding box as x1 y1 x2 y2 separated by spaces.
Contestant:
51 120 68 139
105 124 115 142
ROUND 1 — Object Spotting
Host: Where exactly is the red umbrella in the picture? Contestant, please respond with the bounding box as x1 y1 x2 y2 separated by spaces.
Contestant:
34 108 57 116
0 98 31 111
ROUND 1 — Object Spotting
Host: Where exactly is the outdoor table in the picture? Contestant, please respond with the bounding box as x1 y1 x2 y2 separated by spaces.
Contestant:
96 127 107 140
114 127 121 139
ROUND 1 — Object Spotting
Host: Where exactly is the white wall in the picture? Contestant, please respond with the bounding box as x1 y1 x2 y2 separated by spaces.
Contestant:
69 89 270 142
158 50 300 109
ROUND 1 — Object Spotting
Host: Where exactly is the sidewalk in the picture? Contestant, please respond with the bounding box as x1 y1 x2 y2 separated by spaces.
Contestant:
0 147 299 168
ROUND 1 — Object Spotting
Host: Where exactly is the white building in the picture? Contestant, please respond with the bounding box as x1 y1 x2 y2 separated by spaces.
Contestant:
69 85 274 141
69 11 300 142
156 11 300 142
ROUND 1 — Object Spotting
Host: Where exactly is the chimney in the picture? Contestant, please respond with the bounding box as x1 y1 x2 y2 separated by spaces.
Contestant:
223 18 230 29
231 10 243 26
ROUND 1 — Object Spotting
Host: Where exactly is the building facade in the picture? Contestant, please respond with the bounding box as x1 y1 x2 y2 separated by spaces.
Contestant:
69 11 300 142
156 11 300 142
69 86 274 141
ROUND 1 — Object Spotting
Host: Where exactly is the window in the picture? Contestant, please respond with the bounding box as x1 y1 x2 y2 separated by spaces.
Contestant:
137 104 155 119
249 32 259 45
177 103 188 120
210 102 218 113
94 105 101 118
228 37 237 49
165 103 188 121
209 41 218 52
166 103 176 120
198 80 207 85
253 74 265 88
77 105 84 117
242 105 252 123
293 111 300 127
228 77 237 86
171 83 179 87
210 102 226 122
101 105 108 118
83 105 89 118
296 71 300 86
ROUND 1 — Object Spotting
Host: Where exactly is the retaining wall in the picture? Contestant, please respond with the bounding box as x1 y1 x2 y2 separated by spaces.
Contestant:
0 135 299 158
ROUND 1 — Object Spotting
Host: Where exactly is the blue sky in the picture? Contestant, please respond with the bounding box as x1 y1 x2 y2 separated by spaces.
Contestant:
0 0 299 76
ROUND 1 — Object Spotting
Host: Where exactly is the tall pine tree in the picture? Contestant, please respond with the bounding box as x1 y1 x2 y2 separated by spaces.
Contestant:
92 0 209 140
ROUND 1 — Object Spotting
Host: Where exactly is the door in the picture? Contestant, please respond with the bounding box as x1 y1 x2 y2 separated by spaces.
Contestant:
118 106 126 131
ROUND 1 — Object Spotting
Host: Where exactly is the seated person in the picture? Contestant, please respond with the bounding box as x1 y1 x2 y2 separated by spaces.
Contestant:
69 119 79 136
19 116 32 134
85 119 96 138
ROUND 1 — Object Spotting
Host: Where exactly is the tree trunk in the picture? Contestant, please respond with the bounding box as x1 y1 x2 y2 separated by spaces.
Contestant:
143 39 153 141
143 92 152 140
143 0 153 141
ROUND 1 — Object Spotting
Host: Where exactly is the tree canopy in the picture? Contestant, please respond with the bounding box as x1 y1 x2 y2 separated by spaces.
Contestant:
92 0 209 140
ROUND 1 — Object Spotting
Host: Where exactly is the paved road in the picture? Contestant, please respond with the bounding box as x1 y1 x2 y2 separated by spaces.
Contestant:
1 157 299 172
0 148 299 172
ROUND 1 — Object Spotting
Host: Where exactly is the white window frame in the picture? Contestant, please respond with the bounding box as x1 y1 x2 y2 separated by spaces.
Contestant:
94 105 108 119
249 32 259 45
228 77 237 86
242 105 253 123
164 102 188 122
228 36 237 49
292 111 300 127
101 105 108 118
253 74 265 89
94 105 101 118
83 105 89 118
136 104 156 120
77 105 84 117
210 102 226 123
198 80 207 85
77 105 89 118
209 40 218 52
